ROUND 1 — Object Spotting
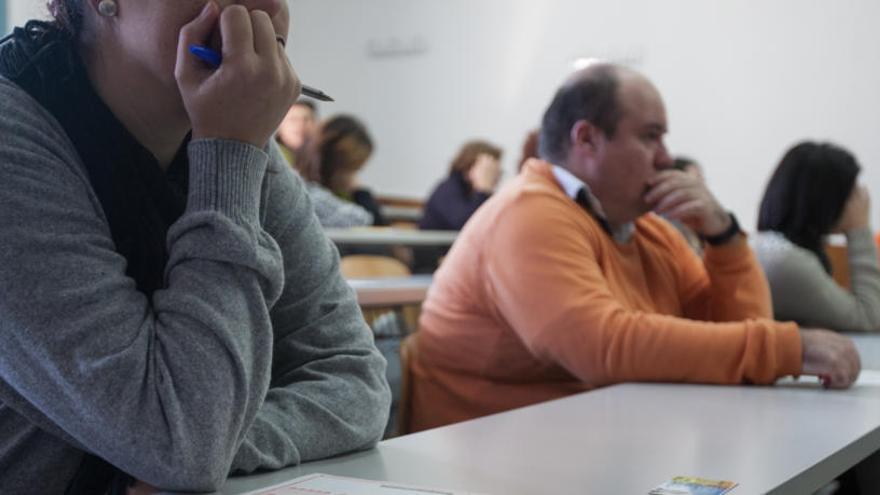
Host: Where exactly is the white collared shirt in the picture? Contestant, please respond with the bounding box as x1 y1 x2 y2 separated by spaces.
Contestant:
551 165 635 244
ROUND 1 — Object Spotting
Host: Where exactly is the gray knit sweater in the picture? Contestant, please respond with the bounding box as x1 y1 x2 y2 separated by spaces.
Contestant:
0 77 390 493
305 182 374 228
753 228 880 332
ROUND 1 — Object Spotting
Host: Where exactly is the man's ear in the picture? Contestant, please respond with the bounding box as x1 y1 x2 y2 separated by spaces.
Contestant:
570 120 601 155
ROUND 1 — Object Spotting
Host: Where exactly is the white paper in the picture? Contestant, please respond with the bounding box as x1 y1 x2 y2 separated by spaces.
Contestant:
242 473 486 495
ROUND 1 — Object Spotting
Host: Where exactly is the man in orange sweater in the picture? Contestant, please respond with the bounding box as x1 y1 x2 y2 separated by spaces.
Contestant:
409 63 860 432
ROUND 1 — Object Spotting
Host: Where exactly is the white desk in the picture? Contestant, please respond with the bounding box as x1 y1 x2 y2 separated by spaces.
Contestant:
219 372 880 495
326 228 457 247
347 275 432 307
847 333 880 370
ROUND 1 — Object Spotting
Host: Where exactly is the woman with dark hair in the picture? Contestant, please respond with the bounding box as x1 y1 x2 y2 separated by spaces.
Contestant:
300 114 386 227
0 1 390 493
753 141 880 332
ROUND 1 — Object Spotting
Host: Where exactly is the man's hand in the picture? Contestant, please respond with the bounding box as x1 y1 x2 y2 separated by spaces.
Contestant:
644 170 731 237
800 328 861 389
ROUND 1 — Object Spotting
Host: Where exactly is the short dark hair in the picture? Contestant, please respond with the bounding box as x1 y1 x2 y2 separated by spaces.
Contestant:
47 0 84 37
538 64 622 164
757 141 860 273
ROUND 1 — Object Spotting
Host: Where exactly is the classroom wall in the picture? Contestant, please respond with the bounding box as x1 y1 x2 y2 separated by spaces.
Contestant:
0 0 7 35
7 0 41 30
285 0 880 231
8 0 880 230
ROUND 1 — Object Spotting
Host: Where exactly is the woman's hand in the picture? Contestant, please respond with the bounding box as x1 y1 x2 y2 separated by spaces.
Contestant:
468 153 502 193
175 1 301 148
835 184 870 233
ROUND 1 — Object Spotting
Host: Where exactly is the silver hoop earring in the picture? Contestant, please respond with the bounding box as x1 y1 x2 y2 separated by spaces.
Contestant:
97 0 118 17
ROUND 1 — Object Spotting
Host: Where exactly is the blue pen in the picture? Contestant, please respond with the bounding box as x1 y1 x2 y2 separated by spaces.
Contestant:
189 45 222 68
188 44 334 102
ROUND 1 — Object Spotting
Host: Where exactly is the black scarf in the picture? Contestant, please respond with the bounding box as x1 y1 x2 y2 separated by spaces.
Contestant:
0 21 191 494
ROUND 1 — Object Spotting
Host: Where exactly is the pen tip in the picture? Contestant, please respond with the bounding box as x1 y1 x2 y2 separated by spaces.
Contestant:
300 85 335 102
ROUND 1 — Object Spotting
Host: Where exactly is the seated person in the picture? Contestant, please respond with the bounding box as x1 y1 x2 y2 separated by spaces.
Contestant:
409 63 859 432
301 115 388 227
276 99 318 167
0 2 390 492
296 139 375 228
518 129 540 172
414 140 502 272
420 140 503 231
753 141 880 331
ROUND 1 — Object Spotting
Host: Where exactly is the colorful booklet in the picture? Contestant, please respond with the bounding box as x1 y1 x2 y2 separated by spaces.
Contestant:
649 476 738 495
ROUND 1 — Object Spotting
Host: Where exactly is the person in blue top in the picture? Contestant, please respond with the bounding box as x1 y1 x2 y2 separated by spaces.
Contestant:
420 140 503 231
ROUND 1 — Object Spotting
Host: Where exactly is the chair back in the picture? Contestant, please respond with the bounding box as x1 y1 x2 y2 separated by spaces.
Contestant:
825 244 850 289
397 332 419 436
340 255 411 279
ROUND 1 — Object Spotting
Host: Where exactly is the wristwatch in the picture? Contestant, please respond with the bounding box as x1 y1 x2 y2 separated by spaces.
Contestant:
702 212 742 246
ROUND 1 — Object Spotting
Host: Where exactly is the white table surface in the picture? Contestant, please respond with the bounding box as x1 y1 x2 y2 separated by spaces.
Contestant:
325 228 457 246
218 371 880 495
848 333 880 370
347 275 432 307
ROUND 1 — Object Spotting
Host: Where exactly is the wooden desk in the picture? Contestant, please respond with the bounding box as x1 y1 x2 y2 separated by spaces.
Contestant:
218 372 880 495
347 275 432 307
326 228 457 247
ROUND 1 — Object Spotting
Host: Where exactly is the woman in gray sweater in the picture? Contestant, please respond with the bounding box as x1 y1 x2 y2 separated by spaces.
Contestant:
753 141 880 332
0 1 390 493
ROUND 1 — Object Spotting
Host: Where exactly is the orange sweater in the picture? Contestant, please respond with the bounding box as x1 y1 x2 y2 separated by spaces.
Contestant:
411 160 802 432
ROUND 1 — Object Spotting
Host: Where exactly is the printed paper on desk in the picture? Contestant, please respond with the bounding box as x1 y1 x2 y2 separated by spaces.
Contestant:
649 476 737 495
242 473 488 495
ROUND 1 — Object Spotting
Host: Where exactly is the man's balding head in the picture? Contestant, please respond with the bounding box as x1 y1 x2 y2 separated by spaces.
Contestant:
536 63 672 226
538 64 648 165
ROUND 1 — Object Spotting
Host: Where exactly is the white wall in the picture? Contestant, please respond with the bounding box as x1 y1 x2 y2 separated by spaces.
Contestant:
8 0 46 27
286 0 880 230
9 0 880 229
